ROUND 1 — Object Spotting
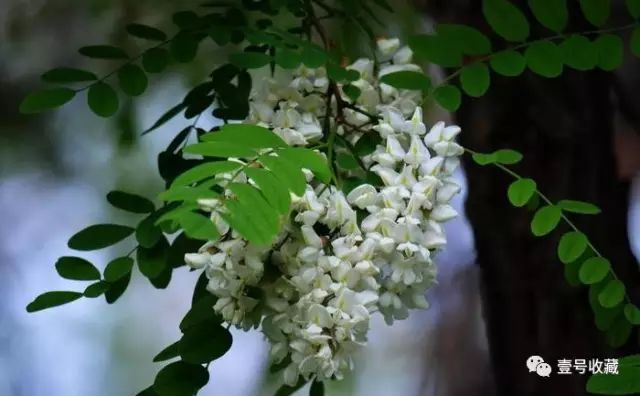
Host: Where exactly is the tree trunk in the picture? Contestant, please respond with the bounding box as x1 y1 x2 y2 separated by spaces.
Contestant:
417 1 640 394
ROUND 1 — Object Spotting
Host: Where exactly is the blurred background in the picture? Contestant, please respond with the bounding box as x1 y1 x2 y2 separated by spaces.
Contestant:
0 1 638 395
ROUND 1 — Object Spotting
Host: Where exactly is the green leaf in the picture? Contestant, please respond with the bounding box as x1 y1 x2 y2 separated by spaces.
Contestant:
142 48 170 73
494 149 523 164
507 178 537 207
137 237 169 279
530 205 562 236
310 380 325 396
594 34 624 71
483 0 530 42
560 35 597 71
26 291 83 312
136 213 164 248
42 67 97 84
380 71 431 91
68 224 134 251
126 23 167 41
107 190 154 214
227 183 279 234
436 24 492 55
118 64 148 97
176 212 220 241
172 161 242 187
337 152 359 170
471 152 497 166
179 320 233 364
183 142 257 158
275 378 307 396
170 33 200 63
275 48 302 69
83 281 110 298
409 34 462 67
104 257 134 282
301 47 327 68
528 0 568 32
433 85 462 112
159 186 219 203
222 200 271 245
525 41 563 78
153 341 181 363
55 256 101 281
579 256 611 284
490 50 526 77
20 88 75 114
606 315 632 348
628 0 640 18
343 84 361 101
278 147 332 184
258 154 307 196
460 63 490 97
88 82 119 117
201 123 287 149
245 167 291 214
598 279 626 308
153 361 209 396
587 364 640 394
624 303 640 325
631 28 640 58
230 51 271 69
104 271 131 304
143 102 186 135
557 199 601 214
79 45 128 59
180 294 221 332
579 0 611 27
557 231 588 264
354 133 382 157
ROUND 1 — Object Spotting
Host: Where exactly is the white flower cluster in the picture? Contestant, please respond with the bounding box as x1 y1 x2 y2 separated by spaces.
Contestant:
184 38 463 385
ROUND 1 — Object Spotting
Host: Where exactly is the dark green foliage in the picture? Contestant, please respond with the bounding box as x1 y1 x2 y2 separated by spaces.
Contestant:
88 82 119 117
26 291 83 312
104 257 134 282
68 224 134 251
55 256 101 281
20 88 75 114
153 361 209 396
107 191 155 214
42 68 97 83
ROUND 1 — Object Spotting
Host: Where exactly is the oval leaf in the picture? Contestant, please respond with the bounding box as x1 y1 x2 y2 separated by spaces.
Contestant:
380 71 431 91
483 0 530 42
179 321 233 364
104 257 134 282
460 63 490 97
229 52 271 69
580 0 611 27
595 34 623 71
531 205 562 236
433 85 462 111
26 291 83 313
126 23 167 41
557 199 601 214
68 224 134 251
557 231 588 264
20 88 75 114
55 256 101 281
143 48 171 73
107 190 154 214
579 256 611 284
153 361 210 396
490 50 526 76
525 41 563 78
42 67 98 84
598 279 625 308
79 45 128 59
528 0 568 32
560 35 597 71
508 178 537 207
88 82 119 117
118 64 148 97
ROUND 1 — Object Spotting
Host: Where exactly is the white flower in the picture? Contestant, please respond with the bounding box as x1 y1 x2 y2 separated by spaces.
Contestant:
377 37 401 56
347 184 378 209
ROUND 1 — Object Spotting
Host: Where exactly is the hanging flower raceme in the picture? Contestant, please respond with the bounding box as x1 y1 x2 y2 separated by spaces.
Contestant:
184 38 463 385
